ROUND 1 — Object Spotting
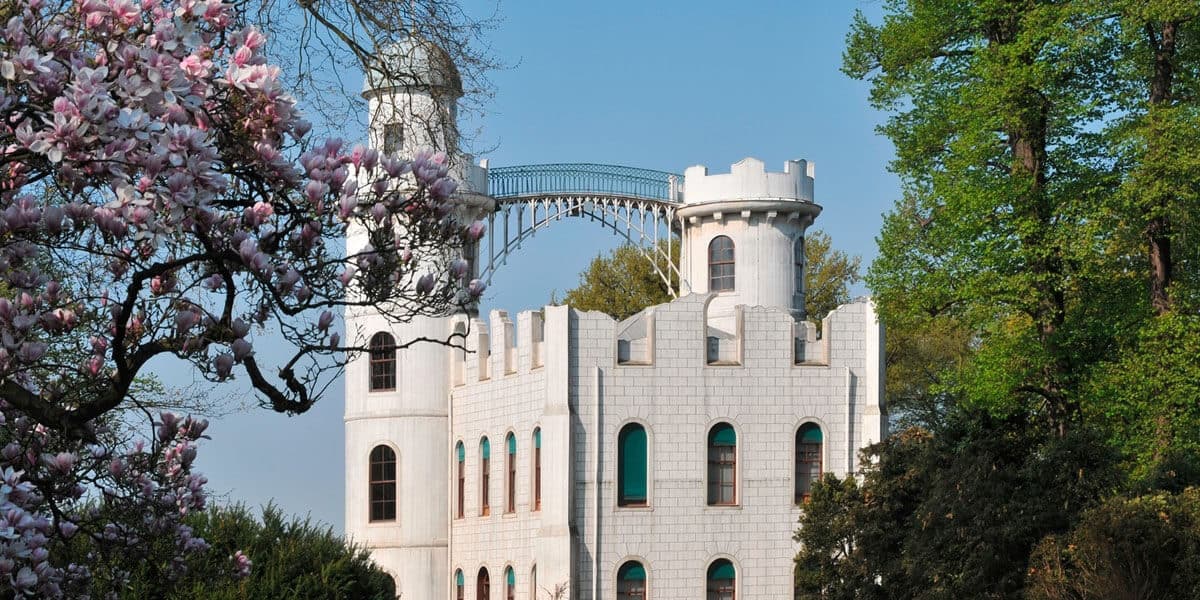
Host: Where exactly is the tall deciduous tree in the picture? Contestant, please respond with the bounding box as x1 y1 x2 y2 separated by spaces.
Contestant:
1108 3 1200 314
848 1 1143 433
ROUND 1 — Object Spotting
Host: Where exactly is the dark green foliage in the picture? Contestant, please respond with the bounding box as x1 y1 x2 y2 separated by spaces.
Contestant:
795 410 1119 600
1085 314 1200 487
821 1 1200 598
122 504 395 600
1027 489 1200 600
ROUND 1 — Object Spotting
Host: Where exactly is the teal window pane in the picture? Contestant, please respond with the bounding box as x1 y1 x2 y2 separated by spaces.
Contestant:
481 438 490 460
618 561 646 581
799 423 822 443
456 570 464 586
708 559 736 580
456 442 465 462
507 434 516 455
505 567 515 586
618 424 648 505
710 423 736 446
534 428 541 449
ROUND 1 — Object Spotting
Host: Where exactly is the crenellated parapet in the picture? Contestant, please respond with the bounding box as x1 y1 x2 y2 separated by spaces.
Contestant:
681 157 816 206
452 294 879 377
451 309 547 387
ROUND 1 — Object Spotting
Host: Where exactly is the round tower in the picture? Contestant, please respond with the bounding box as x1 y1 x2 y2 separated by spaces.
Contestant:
345 35 490 599
677 158 822 329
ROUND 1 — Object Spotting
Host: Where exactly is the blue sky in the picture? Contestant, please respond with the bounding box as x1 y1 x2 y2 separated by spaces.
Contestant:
187 0 898 533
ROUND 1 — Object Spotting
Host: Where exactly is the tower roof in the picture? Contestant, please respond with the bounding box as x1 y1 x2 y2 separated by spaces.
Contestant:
362 34 463 98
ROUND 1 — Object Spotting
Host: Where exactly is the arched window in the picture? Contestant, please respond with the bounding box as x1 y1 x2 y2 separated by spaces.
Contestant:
530 565 537 599
532 428 542 511
368 332 396 391
617 561 647 600
454 569 464 600
707 424 737 506
708 236 735 292
368 445 396 521
480 437 491 516
455 441 465 519
706 559 736 600
505 433 517 513
618 424 648 507
796 424 823 503
477 567 490 600
504 566 515 600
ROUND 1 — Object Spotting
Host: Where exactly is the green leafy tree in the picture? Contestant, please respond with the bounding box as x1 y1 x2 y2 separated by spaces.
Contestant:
847 0 1135 432
795 412 1119 600
1027 489 1200 600
802 231 861 322
561 231 859 322
560 242 679 321
1085 314 1200 486
1105 4 1200 314
111 504 396 600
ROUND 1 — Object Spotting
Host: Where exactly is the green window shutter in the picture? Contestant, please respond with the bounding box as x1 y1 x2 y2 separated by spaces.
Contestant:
456 570 464 586
799 423 822 443
505 567 515 586
534 428 541 449
619 425 648 502
708 560 736 580
711 424 736 446
481 438 490 460
507 434 516 455
619 562 646 581
456 442 465 462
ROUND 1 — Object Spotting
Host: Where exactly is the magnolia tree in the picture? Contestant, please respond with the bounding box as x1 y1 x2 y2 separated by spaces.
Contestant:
0 0 482 595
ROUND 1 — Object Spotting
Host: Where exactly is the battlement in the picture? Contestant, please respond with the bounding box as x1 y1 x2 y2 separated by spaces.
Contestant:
451 309 546 385
450 296 879 387
681 157 816 205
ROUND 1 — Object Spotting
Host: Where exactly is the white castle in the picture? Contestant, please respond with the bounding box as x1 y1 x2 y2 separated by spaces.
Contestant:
343 37 886 600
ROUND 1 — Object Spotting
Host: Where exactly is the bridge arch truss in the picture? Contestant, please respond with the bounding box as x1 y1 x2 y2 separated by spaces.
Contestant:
480 164 687 297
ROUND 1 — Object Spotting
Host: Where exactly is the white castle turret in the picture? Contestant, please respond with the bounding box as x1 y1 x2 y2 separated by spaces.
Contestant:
344 34 490 600
678 158 821 330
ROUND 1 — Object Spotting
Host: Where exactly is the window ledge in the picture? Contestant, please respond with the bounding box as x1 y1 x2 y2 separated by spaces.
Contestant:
793 360 829 367
705 361 742 367
615 504 653 513
704 504 742 511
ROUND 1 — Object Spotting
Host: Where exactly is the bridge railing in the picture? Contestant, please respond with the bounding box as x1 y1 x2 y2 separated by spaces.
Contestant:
487 163 683 202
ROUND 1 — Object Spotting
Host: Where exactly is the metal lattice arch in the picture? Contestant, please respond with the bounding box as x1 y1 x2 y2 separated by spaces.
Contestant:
481 163 687 296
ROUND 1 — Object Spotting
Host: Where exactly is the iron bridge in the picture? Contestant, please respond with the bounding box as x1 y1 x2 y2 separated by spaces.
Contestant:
480 163 687 296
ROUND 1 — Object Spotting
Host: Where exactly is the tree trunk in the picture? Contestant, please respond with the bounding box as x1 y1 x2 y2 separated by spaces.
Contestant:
1146 20 1178 315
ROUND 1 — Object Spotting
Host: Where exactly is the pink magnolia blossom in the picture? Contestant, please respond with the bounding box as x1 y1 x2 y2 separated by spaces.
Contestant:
0 0 480 592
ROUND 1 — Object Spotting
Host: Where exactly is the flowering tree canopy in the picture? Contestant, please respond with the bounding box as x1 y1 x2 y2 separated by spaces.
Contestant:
0 0 485 439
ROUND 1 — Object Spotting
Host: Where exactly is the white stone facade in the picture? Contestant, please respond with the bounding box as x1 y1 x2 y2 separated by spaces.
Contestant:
343 161 885 599
344 42 885 600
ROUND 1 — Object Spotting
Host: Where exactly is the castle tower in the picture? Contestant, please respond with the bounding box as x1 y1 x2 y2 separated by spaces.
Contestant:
345 35 490 599
677 158 822 330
